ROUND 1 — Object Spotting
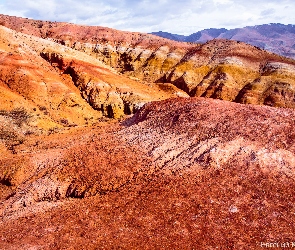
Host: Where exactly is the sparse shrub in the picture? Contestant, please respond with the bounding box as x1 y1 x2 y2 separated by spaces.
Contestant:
48 127 59 134
60 118 69 125
0 127 25 147
38 105 47 111
0 108 32 127
38 105 49 115
24 130 35 136
0 108 38 150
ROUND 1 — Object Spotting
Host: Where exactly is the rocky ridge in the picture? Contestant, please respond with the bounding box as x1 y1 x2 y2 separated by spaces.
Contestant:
152 23 295 59
0 23 187 150
1 15 295 109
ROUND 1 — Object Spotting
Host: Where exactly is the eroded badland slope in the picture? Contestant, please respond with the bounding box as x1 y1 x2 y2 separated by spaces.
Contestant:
0 23 187 150
2 14 295 109
1 98 295 249
1 14 295 249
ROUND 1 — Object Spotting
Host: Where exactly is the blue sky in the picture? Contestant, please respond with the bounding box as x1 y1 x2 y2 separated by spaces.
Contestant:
0 0 294 35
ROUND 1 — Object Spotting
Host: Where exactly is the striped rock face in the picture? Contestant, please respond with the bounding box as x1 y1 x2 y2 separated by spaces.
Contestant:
0 24 188 140
2 14 295 110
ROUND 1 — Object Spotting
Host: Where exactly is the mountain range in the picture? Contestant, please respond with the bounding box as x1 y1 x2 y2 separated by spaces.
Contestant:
151 23 295 59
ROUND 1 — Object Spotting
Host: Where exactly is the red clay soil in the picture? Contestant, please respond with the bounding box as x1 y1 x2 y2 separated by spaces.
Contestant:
1 97 295 249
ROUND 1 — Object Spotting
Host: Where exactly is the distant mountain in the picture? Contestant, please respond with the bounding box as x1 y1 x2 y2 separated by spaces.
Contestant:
150 31 187 42
185 28 228 43
151 24 295 59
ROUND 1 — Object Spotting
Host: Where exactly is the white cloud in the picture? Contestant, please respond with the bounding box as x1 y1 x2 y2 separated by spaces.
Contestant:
213 0 233 5
0 0 295 35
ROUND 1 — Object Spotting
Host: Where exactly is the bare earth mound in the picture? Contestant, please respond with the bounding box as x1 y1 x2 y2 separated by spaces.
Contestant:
1 97 295 249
